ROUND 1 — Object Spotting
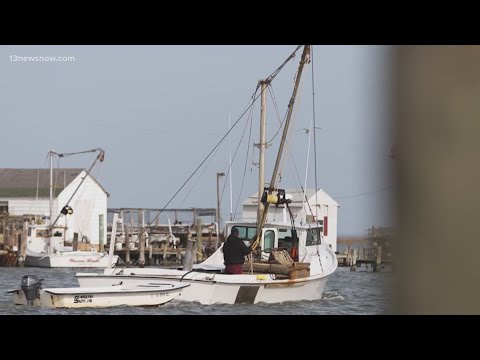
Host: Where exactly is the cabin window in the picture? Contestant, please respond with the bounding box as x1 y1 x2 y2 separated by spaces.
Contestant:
0 201 8 215
306 228 322 246
36 230 48 238
278 228 293 250
233 226 257 241
306 216 324 228
263 230 275 251
317 219 324 234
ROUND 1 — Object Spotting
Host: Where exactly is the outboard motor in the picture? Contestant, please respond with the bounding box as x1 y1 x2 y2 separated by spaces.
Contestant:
20 275 43 305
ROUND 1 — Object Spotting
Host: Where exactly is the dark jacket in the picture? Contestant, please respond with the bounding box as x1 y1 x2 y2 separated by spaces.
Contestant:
223 234 252 266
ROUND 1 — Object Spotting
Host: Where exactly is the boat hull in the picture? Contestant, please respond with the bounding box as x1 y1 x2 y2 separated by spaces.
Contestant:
25 252 119 268
76 272 330 305
10 284 186 308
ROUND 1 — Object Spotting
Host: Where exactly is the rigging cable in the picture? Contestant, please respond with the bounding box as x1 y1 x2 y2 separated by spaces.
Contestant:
233 104 254 220
333 186 393 200
177 140 223 208
252 45 312 251
219 93 256 205
55 148 101 158
265 85 288 145
232 111 254 220
311 46 319 224
265 45 303 84
119 45 304 261
141 87 260 225
50 149 105 228
309 46 324 271
268 83 306 195
302 58 314 221
220 94 256 219
122 85 263 253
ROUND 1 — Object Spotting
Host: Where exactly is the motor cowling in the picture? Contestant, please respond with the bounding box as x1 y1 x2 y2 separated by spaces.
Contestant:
20 275 43 304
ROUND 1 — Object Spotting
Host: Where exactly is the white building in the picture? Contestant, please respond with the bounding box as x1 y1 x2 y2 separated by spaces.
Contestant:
0 168 108 245
241 188 339 251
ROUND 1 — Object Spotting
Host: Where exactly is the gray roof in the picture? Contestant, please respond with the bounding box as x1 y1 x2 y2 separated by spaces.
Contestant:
0 169 108 198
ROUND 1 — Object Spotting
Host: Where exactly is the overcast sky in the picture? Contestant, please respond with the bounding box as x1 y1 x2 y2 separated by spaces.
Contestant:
0 45 393 236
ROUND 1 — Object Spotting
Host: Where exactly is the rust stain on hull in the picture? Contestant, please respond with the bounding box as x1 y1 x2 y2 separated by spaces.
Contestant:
264 281 307 289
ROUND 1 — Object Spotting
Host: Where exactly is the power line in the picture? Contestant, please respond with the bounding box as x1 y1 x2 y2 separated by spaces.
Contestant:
333 186 393 200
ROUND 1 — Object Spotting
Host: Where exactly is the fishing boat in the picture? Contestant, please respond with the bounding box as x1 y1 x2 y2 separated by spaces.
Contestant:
8 275 188 308
75 45 338 304
25 224 115 268
25 149 119 268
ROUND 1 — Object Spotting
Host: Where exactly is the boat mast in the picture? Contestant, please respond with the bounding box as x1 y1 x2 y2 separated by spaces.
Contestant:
49 148 105 229
228 113 233 221
253 45 311 249
257 80 269 227
48 150 54 255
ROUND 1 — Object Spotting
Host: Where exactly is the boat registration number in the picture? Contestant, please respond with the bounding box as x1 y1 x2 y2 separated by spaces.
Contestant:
74 294 93 303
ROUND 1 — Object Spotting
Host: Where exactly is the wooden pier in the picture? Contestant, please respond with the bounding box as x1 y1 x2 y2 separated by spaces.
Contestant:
107 208 222 267
336 246 391 272
0 214 29 267
336 227 393 272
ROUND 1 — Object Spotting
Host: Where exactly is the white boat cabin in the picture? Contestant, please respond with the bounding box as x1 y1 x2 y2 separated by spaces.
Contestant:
238 188 339 252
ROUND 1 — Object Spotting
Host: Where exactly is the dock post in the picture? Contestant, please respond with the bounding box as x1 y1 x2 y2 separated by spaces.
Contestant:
162 243 167 264
138 210 145 267
375 245 382 273
108 213 119 268
176 248 182 264
350 248 357 271
99 213 105 252
1 218 6 245
196 218 203 262
18 219 28 267
183 238 197 271
9 222 17 248
125 227 130 265
73 232 79 251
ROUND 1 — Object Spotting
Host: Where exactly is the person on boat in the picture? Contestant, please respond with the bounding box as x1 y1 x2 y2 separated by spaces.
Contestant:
222 227 252 274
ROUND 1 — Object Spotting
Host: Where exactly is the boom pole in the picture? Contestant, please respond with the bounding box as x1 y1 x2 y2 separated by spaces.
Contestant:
253 45 311 250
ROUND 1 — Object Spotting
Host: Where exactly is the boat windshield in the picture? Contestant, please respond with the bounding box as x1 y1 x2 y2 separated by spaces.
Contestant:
233 226 257 241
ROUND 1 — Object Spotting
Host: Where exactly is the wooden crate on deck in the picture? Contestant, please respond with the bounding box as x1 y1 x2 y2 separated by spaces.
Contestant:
77 243 99 251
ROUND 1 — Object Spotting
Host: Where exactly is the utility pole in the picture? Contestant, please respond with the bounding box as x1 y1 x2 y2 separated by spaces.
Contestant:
216 172 225 230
